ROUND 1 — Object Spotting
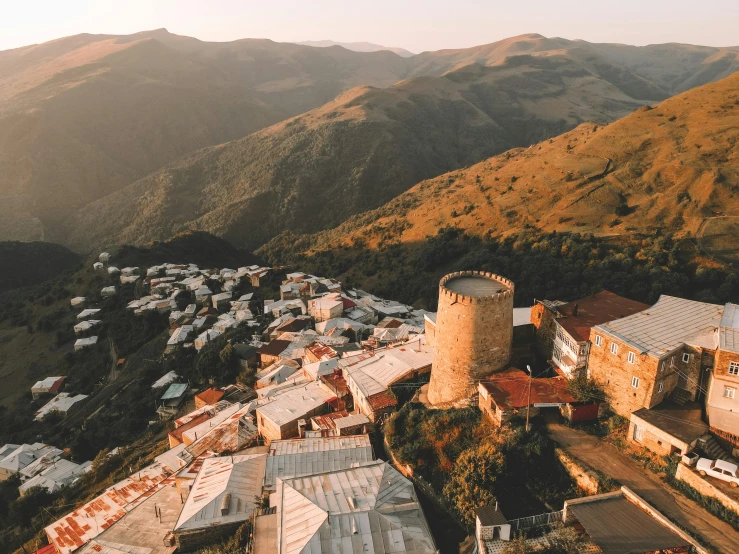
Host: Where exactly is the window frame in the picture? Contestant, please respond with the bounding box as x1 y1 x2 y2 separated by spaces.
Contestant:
631 376 640 389
729 361 739 376
594 335 602 347
682 353 690 363
657 382 664 393
627 351 636 364
724 386 736 399
610 342 619 355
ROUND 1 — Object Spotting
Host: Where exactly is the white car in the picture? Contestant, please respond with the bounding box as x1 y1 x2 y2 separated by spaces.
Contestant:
696 458 739 487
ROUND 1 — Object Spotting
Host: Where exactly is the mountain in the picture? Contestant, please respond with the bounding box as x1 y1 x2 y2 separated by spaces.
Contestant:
0 29 411 242
3 30 739 247
65 53 653 251
257 71 739 284
297 40 415 57
0 241 80 293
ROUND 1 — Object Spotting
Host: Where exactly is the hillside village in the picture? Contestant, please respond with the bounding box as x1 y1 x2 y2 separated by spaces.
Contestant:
1 249 737 554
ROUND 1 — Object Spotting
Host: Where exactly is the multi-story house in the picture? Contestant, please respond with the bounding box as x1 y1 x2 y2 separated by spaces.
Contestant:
530 291 647 378
589 295 726 417
706 303 739 448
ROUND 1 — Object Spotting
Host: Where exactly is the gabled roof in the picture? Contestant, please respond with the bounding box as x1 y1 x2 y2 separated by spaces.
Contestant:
256 382 335 427
174 454 267 532
257 339 292 357
276 461 436 553
595 295 724 357
551 291 649 343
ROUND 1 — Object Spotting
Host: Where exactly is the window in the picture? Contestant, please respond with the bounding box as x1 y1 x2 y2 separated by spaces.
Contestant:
682 353 690 363
627 352 636 364
724 386 736 399
595 335 602 347
729 361 739 376
631 376 640 389
610 342 618 355
670 356 676 368
657 382 664 393
661 361 666 372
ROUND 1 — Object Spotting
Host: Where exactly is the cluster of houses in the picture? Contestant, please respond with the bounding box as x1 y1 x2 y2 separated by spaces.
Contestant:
0 442 91 495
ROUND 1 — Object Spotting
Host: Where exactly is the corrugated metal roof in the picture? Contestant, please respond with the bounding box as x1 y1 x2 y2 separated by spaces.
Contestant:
719 302 739 353
596 295 723 357
45 462 172 554
264 436 373 490
277 461 436 553
256 382 334 427
568 494 689 554
160 383 187 401
174 454 267 532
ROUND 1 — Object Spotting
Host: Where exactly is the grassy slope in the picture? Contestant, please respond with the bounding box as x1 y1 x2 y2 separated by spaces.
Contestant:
0 241 80 293
262 71 739 256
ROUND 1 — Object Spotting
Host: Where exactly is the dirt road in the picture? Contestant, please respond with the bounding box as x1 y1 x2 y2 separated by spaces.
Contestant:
547 422 739 554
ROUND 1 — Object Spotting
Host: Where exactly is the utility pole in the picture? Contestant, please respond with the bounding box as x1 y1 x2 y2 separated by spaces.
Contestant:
525 365 532 432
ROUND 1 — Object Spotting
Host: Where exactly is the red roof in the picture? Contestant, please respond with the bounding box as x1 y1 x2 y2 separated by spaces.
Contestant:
320 373 350 396
342 297 357 309
195 388 224 405
367 391 398 411
551 291 648 343
168 412 212 444
480 368 577 409
33 546 57 554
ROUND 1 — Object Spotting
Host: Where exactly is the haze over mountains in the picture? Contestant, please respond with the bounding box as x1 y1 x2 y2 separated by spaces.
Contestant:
1 29 738 251
297 40 415 57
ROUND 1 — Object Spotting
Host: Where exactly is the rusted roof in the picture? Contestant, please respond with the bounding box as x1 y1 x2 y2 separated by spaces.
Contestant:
168 412 212 445
195 388 224 406
307 343 339 361
32 546 57 554
552 291 648 343
376 317 404 329
311 410 351 429
367 391 398 411
320 373 350 396
45 463 172 554
480 368 577 409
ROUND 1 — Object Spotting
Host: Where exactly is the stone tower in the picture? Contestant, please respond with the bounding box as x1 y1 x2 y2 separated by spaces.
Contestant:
427 271 514 405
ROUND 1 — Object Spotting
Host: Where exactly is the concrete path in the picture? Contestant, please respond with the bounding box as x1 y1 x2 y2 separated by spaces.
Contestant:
547 421 739 554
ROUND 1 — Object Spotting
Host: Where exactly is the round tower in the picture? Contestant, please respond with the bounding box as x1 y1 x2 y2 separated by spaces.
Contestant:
427 271 514 405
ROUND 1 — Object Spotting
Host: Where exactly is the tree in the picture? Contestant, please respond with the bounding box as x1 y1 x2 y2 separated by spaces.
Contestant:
442 439 504 526
502 535 534 554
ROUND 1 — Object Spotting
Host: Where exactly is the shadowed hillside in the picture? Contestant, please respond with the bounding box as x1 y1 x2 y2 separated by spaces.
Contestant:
0 242 80 293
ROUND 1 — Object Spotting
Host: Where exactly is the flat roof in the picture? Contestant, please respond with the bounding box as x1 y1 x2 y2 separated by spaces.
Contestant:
444 275 508 297
631 402 708 445
568 494 689 554
480 368 577 409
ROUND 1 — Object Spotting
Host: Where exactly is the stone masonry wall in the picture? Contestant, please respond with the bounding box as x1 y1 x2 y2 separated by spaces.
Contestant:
428 271 513 405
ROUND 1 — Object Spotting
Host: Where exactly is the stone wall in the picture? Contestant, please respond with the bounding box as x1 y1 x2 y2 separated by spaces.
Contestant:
675 463 739 516
531 302 555 360
555 448 600 495
628 414 693 456
428 271 514 405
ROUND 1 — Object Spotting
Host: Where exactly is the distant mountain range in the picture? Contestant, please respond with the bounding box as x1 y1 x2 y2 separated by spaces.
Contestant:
1 29 738 252
296 40 415 57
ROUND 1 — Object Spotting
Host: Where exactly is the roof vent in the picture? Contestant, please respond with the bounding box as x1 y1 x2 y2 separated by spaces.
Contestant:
220 493 231 515
347 496 356 509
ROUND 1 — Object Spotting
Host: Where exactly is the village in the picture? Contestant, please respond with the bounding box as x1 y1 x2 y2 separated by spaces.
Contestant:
2 252 738 554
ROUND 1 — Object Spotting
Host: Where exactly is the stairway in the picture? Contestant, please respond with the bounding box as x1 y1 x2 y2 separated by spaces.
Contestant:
670 388 692 406
697 435 735 463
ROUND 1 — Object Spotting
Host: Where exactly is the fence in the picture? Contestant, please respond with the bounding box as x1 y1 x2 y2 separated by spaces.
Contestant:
508 510 564 533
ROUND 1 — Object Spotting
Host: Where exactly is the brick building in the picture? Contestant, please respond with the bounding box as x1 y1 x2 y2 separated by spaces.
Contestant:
530 291 647 378
589 295 725 417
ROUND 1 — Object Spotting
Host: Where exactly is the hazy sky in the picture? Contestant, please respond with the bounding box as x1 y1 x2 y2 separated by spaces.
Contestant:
2 0 738 53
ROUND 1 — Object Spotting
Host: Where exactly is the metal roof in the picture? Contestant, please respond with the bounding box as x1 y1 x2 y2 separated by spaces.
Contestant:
276 460 436 553
45 462 172 554
568 494 689 554
152 371 178 389
264 435 373 490
719 302 739 353
476 504 508 527
35 393 88 421
174 454 267 532
160 383 187 401
595 295 723 357
256 382 335 427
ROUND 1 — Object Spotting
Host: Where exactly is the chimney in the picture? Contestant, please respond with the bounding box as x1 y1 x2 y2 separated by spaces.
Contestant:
572 304 579 316
220 493 231 515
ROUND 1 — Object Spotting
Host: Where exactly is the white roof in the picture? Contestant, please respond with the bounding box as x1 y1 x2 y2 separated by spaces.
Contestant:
167 325 192 345
19 459 90 494
74 320 101 332
77 308 101 320
152 370 179 388
311 298 343 310
302 358 339 380
74 336 99 348
276 460 436 553
35 393 88 420
180 403 244 444
342 340 432 399
513 307 533 327
315 318 372 334
256 382 334 427
595 295 724 357
31 376 65 391
213 291 233 302
174 454 267 531
264 435 373 489
0 443 56 473
719 303 739 353
334 413 371 429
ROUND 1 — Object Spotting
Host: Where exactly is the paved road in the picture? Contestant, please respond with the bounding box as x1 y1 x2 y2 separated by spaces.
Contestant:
547 422 739 554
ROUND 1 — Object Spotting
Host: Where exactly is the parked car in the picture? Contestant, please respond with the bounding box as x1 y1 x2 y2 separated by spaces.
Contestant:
696 458 739 487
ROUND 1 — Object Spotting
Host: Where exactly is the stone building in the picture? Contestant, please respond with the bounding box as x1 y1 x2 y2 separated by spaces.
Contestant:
427 271 513 405
530 291 647 378
706 303 739 448
589 295 724 417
